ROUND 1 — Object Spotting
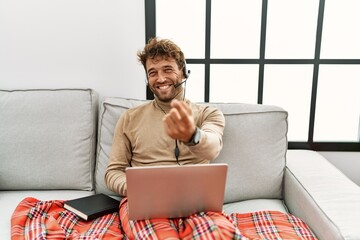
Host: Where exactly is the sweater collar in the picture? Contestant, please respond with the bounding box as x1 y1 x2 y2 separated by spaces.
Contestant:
153 89 186 113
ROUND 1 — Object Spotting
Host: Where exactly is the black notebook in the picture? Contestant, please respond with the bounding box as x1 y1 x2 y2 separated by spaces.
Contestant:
64 193 120 221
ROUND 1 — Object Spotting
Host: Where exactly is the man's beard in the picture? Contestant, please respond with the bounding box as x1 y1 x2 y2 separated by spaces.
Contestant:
150 78 183 102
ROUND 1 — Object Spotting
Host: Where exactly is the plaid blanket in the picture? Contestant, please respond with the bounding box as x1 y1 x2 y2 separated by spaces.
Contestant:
11 197 122 240
11 197 317 240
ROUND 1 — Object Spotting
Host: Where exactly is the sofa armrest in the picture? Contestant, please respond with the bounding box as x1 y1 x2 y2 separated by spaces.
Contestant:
284 150 360 240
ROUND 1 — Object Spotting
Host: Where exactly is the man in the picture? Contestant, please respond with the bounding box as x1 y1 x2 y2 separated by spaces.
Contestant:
105 38 225 196
105 38 243 239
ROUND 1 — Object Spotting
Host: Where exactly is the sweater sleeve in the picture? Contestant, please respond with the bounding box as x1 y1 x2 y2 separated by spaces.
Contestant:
104 112 132 196
187 105 225 161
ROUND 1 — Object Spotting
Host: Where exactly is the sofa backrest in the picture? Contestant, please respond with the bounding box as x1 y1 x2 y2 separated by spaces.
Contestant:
210 103 288 203
95 97 145 196
0 89 98 191
95 97 288 203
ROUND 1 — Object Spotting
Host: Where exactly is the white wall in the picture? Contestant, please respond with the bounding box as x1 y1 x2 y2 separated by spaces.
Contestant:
0 0 146 100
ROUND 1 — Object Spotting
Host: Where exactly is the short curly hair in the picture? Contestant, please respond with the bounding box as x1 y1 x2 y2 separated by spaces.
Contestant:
137 37 186 72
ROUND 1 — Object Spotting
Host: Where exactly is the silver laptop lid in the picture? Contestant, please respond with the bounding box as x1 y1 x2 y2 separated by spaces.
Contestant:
126 163 228 221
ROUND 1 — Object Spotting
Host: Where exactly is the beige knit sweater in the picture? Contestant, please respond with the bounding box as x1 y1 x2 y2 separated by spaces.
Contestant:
105 95 225 196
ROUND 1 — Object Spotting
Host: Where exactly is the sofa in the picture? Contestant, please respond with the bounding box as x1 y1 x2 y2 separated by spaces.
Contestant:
1 88 360 240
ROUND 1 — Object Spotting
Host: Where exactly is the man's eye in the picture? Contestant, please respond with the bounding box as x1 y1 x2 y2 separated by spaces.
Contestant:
165 68 173 73
148 72 156 77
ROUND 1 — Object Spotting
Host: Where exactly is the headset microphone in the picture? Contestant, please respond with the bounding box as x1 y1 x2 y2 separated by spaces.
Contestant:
174 79 188 88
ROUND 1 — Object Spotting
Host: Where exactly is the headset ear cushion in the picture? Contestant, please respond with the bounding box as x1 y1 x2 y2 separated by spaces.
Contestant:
183 60 190 79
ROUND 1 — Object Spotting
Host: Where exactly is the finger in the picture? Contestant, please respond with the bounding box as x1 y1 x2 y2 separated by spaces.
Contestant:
171 100 192 117
163 114 179 135
168 108 182 122
162 118 173 137
170 101 192 126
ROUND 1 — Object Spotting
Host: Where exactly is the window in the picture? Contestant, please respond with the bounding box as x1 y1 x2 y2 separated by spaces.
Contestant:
145 0 360 151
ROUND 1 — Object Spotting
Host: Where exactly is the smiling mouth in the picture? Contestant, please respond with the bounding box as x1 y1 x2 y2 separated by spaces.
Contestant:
157 84 173 90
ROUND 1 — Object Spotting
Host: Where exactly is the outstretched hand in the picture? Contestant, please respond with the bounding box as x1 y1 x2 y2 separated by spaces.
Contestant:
162 99 196 143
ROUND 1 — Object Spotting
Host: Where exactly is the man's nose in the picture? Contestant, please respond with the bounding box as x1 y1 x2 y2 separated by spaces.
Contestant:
157 71 167 82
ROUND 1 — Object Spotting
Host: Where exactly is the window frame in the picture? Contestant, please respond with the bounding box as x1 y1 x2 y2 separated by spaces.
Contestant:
144 0 360 152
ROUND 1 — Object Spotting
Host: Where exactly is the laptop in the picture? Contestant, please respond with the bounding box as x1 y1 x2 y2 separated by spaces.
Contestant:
126 163 228 221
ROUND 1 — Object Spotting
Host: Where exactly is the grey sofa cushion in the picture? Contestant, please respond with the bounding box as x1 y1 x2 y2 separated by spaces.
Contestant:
95 98 288 203
211 103 288 203
0 89 98 190
95 98 147 196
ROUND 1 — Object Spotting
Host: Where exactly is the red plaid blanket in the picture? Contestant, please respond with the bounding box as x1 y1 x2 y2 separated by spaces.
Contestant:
11 197 317 240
